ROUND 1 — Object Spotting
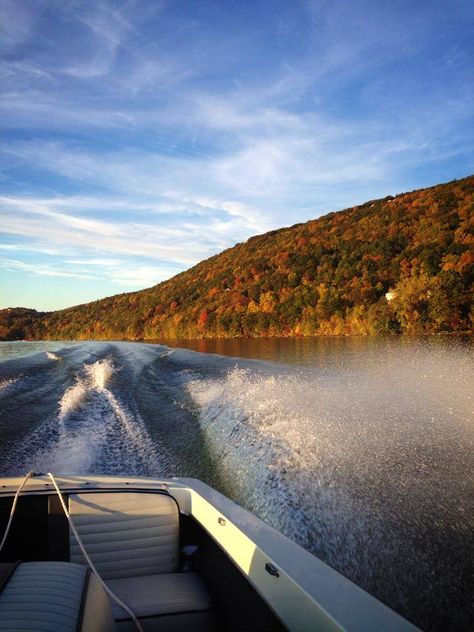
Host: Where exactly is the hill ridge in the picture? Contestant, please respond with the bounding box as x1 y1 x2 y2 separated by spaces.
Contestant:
1 175 473 340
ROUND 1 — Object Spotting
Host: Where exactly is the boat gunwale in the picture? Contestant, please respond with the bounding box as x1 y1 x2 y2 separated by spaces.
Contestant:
0 475 419 632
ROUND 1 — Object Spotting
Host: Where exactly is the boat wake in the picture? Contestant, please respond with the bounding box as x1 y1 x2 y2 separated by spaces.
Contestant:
3 353 172 476
0 339 472 630
46 351 62 361
0 376 20 396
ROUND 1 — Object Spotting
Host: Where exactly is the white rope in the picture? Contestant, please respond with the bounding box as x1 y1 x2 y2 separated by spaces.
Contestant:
46 472 143 632
0 471 143 630
0 471 34 553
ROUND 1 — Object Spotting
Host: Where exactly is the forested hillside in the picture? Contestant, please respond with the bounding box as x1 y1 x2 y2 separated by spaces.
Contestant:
1 176 473 340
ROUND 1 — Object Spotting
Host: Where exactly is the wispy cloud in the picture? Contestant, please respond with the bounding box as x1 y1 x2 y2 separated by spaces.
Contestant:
0 254 172 289
1 0 473 309
0 257 97 281
60 3 135 78
0 191 259 262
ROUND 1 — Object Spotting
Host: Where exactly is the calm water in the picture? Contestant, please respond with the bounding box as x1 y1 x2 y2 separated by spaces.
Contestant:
0 336 472 630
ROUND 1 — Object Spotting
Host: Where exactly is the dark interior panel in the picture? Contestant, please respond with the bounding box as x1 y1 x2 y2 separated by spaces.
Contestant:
0 494 288 631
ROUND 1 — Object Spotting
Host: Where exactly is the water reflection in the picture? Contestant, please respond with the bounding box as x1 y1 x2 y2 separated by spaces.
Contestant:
146 334 472 367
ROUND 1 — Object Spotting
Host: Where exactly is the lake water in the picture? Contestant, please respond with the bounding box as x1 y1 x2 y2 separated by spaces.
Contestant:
0 336 472 630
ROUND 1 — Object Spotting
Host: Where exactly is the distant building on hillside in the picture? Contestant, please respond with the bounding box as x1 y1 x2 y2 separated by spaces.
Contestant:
385 290 398 302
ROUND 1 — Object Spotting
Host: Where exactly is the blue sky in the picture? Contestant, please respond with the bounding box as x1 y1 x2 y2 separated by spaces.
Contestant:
1 0 473 311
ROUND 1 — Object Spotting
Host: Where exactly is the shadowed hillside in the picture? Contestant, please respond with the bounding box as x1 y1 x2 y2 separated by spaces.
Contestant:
1 176 473 340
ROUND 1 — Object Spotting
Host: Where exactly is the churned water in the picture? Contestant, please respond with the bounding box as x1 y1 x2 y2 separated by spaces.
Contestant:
0 337 472 630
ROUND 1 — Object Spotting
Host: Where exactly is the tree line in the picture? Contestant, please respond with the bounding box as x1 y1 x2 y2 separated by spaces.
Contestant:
1 175 473 340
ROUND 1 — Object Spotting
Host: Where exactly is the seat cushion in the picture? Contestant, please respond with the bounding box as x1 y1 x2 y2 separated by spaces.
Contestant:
0 561 115 632
107 572 213 620
69 492 180 579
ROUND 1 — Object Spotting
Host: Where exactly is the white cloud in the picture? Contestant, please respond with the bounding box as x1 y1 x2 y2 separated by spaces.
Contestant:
0 210 200 265
0 257 97 281
0 243 63 256
0 254 175 290
66 257 123 267
108 264 174 288
165 193 267 231
193 96 295 133
59 2 135 78
0 191 258 269
0 0 472 310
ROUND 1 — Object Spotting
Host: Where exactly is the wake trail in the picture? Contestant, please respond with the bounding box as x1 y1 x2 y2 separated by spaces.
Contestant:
1 340 472 631
8 356 172 476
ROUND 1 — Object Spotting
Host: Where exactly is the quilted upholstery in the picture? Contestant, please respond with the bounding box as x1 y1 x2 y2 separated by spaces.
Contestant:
0 561 115 632
68 491 213 630
68 492 179 579
107 572 213 620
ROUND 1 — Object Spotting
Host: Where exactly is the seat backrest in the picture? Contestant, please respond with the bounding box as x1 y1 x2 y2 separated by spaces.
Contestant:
0 562 116 632
68 492 179 579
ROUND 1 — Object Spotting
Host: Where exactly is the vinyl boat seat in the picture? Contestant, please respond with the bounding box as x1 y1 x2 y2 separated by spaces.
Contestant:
68 492 214 632
0 561 116 632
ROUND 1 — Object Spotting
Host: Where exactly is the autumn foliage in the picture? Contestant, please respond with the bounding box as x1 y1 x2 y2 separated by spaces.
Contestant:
1 176 473 340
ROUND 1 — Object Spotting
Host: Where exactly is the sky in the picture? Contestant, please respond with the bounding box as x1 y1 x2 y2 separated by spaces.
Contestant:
1 0 473 311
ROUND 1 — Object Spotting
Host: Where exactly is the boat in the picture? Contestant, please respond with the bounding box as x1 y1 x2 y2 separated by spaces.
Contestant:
0 473 418 631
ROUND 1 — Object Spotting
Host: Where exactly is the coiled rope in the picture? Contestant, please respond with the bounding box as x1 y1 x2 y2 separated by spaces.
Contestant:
0 471 143 632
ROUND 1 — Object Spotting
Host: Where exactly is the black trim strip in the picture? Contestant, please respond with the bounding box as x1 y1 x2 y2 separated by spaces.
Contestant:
48 493 70 561
0 561 21 594
76 568 91 632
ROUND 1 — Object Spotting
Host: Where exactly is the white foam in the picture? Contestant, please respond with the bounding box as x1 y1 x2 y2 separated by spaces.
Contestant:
84 358 115 390
2 339 471 630
58 358 116 419
49 356 164 475
185 348 474 563
46 351 61 361
0 377 18 390
0 376 20 397
59 377 88 418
